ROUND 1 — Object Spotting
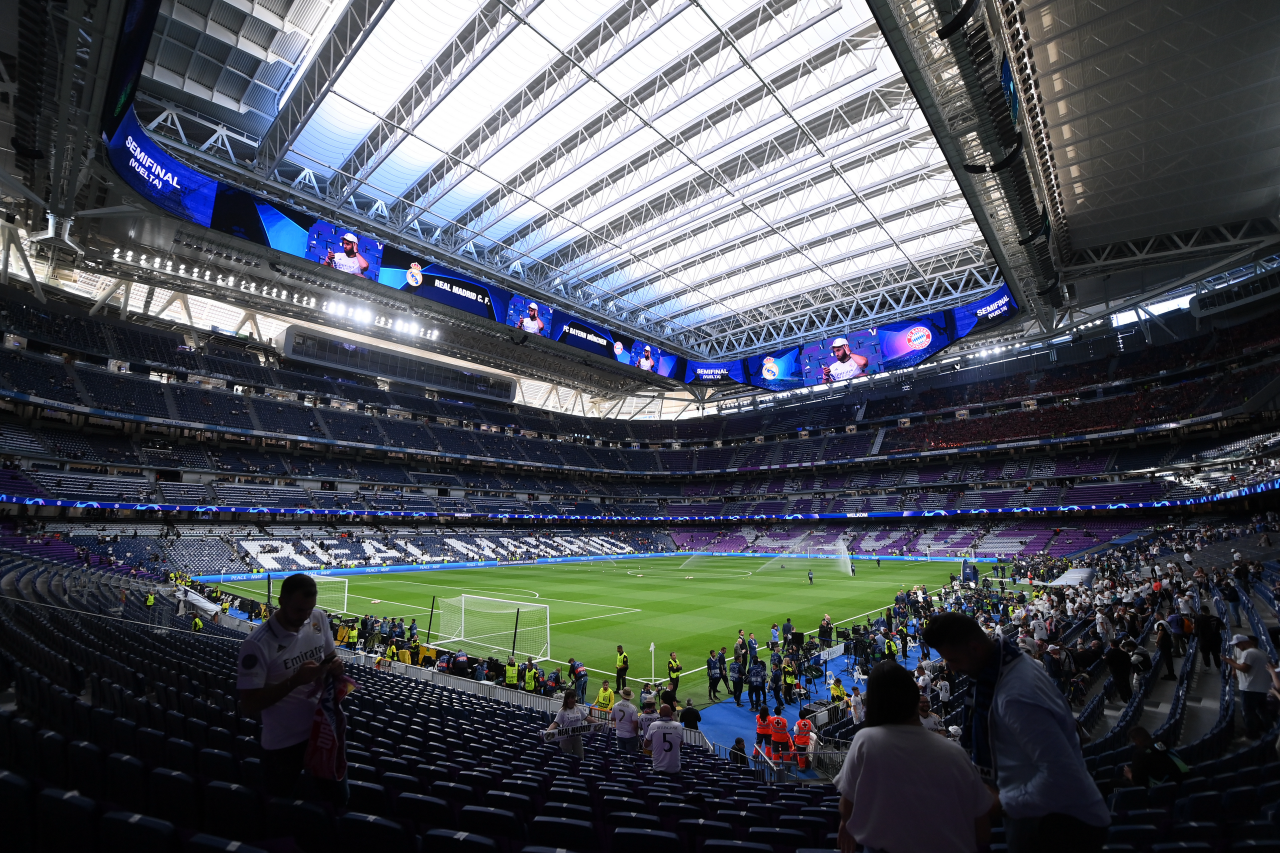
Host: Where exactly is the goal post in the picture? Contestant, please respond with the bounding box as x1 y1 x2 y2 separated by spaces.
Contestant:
436 594 550 662
313 576 348 614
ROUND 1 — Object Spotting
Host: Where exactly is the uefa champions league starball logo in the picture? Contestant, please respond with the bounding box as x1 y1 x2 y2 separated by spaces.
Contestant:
904 326 932 350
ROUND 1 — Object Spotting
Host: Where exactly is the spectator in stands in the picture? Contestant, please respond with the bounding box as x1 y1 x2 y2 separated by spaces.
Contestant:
1194 605 1224 668
922 613 1110 853
918 695 945 733
611 687 639 756
835 661 992 853
1122 726 1187 788
646 705 685 776
237 573 346 805
1104 638 1134 703
1224 634 1272 740
547 690 591 759
1154 621 1176 681
1223 581 1243 627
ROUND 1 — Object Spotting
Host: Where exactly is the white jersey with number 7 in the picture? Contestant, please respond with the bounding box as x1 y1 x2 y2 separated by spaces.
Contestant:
647 719 685 773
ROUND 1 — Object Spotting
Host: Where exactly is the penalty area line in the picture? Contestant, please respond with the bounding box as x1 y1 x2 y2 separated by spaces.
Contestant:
549 608 641 628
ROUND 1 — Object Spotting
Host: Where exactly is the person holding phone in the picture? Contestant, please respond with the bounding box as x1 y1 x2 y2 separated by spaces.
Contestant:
823 337 869 382
237 573 346 803
325 232 369 276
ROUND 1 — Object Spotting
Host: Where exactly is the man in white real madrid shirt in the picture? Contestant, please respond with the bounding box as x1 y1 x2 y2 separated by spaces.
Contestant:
325 232 370 276
238 573 346 803
823 338 870 382
645 704 686 775
519 302 545 335
638 346 656 372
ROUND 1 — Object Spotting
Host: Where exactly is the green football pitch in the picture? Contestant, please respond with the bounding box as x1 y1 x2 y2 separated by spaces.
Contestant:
218 555 957 697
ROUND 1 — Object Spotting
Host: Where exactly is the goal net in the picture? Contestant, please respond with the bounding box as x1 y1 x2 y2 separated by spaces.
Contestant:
435 595 550 662
313 576 348 614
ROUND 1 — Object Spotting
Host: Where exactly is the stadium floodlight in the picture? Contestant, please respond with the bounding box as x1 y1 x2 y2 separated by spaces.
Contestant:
435 595 550 662
313 576 348 614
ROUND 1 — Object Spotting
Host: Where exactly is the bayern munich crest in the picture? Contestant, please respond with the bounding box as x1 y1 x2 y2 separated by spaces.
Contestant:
904 326 932 350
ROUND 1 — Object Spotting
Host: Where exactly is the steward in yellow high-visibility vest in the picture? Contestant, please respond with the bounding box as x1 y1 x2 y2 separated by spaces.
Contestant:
504 657 518 687
615 645 629 689
595 681 615 712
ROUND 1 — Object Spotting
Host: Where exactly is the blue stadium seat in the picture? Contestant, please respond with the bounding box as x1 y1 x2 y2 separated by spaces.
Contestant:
777 815 827 845
68 740 105 799
1178 792 1222 823
35 729 66 787
348 780 389 816
680 818 737 849
549 788 594 808
39 787 97 851
1236 823 1280 843
541 802 595 822
135 728 166 769
396 793 455 831
748 804 787 827
264 797 331 853
148 768 199 828
1232 843 1280 852
9 717 38 776
1107 825 1160 850
348 762 378 782
529 816 597 852
427 828 500 853
1112 787 1149 814
433 780 481 809
485 790 534 819
703 841 773 853
1167 824 1221 846
747 825 810 853
460 805 526 847
1225 788 1265 823
99 810 178 853
105 753 149 813
202 782 261 841
607 812 662 830
0 770 34 853
238 757 263 792
164 738 198 776
613 828 679 853
196 748 237 784
336 812 420 849
381 772 422 796
185 834 268 853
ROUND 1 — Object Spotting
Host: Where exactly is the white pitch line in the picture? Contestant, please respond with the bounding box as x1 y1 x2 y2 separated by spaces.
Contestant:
549 609 641 628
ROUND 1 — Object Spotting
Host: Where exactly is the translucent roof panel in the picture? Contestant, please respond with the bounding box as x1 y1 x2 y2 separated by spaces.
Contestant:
270 0 994 357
